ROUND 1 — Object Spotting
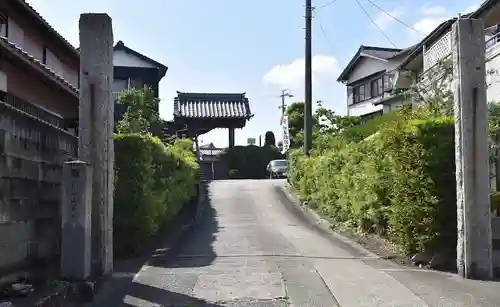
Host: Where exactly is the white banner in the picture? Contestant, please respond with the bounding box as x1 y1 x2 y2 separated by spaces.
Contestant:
281 116 290 154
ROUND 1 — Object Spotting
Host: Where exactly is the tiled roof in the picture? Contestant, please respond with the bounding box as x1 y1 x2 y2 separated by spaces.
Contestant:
0 37 78 95
174 92 253 119
15 0 79 60
200 147 226 156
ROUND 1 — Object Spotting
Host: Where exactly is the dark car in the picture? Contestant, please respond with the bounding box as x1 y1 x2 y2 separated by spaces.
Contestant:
266 159 288 179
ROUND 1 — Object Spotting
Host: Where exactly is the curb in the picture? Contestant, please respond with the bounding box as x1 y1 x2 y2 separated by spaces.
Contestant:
278 183 380 259
143 181 208 267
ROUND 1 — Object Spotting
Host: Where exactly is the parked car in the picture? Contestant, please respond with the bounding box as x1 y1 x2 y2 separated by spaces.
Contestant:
266 159 288 179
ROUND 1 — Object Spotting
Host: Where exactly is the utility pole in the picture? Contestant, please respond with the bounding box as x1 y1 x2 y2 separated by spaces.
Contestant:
279 89 293 116
304 0 313 155
453 18 493 280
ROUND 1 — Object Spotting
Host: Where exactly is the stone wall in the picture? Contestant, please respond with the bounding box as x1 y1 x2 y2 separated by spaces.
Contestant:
0 97 77 279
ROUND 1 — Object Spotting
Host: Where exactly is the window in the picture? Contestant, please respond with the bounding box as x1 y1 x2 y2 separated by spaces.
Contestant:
0 13 7 37
112 79 128 92
42 46 47 64
353 84 366 103
383 73 394 91
129 78 144 89
370 77 383 97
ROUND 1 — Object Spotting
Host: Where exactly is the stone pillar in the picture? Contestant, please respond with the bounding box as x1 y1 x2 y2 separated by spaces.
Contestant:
61 161 92 280
453 18 493 280
228 128 235 148
79 13 114 276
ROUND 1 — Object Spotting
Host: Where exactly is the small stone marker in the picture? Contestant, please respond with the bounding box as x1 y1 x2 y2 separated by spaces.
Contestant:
61 160 92 280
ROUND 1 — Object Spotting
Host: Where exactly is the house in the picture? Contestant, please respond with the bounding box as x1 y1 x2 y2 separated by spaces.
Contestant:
0 0 79 131
398 0 500 104
0 0 80 277
337 45 414 123
111 41 168 122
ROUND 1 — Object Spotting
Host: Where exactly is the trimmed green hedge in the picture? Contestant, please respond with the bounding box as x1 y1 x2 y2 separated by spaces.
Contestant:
289 115 457 255
113 134 198 254
221 145 285 179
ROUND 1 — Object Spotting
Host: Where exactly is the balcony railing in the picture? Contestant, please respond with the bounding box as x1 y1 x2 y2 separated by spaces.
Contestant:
0 90 64 128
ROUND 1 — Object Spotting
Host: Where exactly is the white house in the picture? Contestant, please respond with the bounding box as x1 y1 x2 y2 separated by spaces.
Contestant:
337 45 414 123
398 0 500 105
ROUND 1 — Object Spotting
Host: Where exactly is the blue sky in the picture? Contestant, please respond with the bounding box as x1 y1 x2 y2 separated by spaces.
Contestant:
28 0 481 147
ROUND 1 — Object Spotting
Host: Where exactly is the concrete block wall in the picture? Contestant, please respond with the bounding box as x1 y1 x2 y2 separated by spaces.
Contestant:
0 100 77 275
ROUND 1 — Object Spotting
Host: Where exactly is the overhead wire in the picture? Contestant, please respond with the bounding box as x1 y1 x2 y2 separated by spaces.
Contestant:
364 0 423 34
312 8 336 55
354 0 397 47
317 0 340 9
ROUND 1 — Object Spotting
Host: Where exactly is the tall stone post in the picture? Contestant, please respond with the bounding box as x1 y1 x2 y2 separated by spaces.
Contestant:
79 13 114 276
61 161 92 280
453 18 493 280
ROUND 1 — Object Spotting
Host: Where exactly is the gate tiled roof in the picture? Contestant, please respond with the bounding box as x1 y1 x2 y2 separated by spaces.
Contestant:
174 92 253 119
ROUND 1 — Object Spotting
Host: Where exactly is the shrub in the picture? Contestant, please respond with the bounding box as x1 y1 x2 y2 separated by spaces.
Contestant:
221 145 284 179
289 114 457 255
113 134 198 254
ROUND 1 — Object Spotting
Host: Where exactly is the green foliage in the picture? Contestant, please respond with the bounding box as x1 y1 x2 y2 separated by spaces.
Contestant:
228 169 239 179
289 110 457 255
221 145 284 179
113 133 198 254
491 190 500 216
264 131 276 146
116 87 174 143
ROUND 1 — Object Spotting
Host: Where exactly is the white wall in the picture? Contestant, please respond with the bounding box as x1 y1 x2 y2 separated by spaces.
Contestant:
113 49 155 68
486 49 500 103
348 99 383 116
347 56 403 84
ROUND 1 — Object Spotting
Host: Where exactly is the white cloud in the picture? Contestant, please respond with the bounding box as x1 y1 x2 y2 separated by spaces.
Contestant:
374 8 405 30
262 55 339 90
420 5 446 16
411 5 448 36
412 2 484 37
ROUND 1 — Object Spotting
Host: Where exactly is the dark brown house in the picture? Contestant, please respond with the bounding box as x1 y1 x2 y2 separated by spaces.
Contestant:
0 0 79 129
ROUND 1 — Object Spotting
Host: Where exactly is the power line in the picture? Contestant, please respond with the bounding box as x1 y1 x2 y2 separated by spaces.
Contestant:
365 0 422 34
312 9 336 54
354 0 397 48
317 0 340 9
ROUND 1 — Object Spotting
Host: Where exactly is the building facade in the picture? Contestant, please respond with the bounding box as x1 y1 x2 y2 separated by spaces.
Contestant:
0 0 79 128
0 0 79 278
112 41 168 122
337 45 413 123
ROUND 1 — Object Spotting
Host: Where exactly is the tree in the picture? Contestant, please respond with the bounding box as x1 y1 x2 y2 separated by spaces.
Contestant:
264 131 276 146
116 87 174 143
489 101 500 190
315 101 359 135
117 87 161 134
285 101 311 148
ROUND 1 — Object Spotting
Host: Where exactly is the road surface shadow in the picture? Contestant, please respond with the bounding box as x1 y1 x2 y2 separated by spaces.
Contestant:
150 181 219 268
89 271 223 307
87 183 222 306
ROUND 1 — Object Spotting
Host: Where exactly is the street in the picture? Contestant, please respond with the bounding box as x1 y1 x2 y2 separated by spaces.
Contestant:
91 180 500 307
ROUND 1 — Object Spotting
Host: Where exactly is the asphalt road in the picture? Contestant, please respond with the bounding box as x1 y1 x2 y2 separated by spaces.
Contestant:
91 180 500 307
